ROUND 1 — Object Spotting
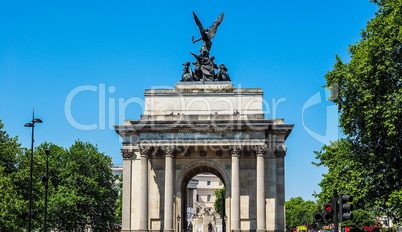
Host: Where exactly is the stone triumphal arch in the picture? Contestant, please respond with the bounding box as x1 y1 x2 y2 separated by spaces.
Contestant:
115 82 293 232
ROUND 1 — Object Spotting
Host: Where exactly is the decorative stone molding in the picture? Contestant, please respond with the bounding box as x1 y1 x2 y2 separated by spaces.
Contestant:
229 146 241 157
274 144 287 157
184 150 191 157
156 149 164 157
243 149 251 157
199 150 207 157
121 149 134 159
255 145 268 157
216 150 223 157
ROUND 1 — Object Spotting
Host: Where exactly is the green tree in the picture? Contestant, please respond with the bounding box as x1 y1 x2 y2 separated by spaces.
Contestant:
44 141 119 231
313 140 381 229
0 120 119 231
214 187 225 218
316 0 402 226
0 166 27 231
285 197 318 231
115 174 123 226
0 119 20 173
0 120 27 231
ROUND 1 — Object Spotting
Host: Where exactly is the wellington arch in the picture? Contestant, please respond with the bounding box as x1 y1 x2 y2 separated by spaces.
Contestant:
114 12 293 232
115 82 293 232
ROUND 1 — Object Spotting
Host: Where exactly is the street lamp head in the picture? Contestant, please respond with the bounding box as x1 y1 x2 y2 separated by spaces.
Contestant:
24 123 34 127
32 118 43 123
25 118 42 127
177 215 181 221
45 149 50 155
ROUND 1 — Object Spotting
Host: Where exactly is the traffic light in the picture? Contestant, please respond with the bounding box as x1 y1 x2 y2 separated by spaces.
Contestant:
340 194 353 222
323 203 334 223
314 213 324 223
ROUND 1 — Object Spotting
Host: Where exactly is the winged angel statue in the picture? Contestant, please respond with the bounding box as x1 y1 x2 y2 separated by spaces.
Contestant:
181 12 229 82
192 12 225 57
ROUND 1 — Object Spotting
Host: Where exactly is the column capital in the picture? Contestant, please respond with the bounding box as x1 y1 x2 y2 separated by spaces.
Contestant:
139 146 153 157
255 145 268 157
229 145 241 157
121 149 134 159
274 144 287 157
164 147 176 158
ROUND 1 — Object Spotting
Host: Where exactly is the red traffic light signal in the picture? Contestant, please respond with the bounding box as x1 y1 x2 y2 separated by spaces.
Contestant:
324 203 333 213
324 203 334 222
325 205 333 212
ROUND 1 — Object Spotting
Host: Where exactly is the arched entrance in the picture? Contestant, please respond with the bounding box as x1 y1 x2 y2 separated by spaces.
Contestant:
177 161 231 232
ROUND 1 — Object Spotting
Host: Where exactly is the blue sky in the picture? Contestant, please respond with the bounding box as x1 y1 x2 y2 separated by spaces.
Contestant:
0 0 378 201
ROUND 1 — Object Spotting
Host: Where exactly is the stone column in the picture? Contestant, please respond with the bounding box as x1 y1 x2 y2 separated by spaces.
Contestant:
256 146 267 232
275 145 287 232
139 147 151 231
164 148 176 232
121 149 134 231
193 188 197 215
230 146 241 232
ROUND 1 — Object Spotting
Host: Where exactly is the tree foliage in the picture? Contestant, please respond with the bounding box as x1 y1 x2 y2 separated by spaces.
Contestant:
115 174 123 224
0 120 27 231
214 187 225 218
313 139 381 229
44 141 119 231
0 120 20 174
285 197 318 231
0 120 119 231
315 0 402 226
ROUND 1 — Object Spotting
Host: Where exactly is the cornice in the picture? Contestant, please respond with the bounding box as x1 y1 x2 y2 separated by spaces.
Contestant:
115 120 294 135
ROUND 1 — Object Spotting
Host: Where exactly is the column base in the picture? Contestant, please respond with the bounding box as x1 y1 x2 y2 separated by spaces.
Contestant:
163 229 174 232
256 230 266 232
231 229 242 232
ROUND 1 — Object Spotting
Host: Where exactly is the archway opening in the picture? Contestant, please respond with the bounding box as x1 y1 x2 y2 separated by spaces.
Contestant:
180 165 229 232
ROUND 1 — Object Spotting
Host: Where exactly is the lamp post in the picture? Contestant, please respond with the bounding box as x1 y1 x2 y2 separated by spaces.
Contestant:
41 149 50 232
177 215 181 232
24 111 43 232
223 215 228 232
